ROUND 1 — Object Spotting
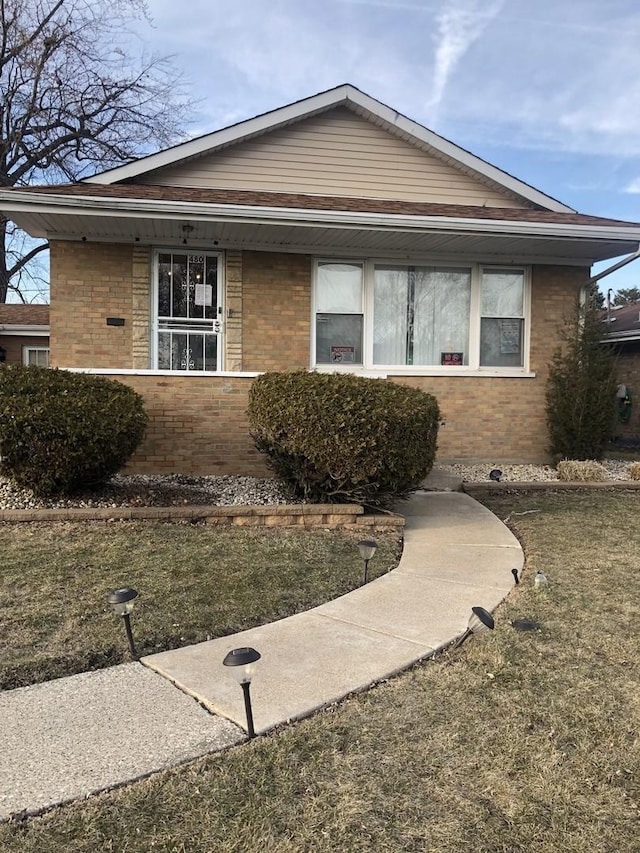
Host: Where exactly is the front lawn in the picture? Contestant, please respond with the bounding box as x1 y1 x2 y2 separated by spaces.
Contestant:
1 491 638 852
0 521 402 689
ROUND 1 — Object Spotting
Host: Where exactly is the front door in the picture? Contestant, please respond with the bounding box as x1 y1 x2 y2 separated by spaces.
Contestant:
155 250 222 371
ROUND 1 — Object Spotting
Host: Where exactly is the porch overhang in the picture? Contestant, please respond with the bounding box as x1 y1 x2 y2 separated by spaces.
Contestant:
2 190 639 266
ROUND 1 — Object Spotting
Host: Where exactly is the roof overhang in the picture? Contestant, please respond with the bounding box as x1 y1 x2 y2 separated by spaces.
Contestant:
2 190 639 266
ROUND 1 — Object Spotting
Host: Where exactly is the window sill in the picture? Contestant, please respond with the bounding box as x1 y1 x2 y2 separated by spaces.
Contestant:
63 368 263 378
315 366 536 379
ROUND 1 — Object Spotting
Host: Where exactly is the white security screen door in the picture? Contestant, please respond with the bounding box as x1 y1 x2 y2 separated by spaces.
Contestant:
155 251 222 371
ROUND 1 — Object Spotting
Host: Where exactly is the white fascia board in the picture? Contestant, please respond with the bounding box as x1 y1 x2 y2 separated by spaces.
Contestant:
80 83 573 213
0 325 50 335
1 190 639 243
342 89 575 214
82 86 357 185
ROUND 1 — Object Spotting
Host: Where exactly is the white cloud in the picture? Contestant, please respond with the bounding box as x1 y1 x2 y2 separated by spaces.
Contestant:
624 178 640 194
141 0 640 164
426 0 505 122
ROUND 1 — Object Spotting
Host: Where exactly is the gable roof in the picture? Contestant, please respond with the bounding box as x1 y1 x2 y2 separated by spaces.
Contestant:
82 84 575 215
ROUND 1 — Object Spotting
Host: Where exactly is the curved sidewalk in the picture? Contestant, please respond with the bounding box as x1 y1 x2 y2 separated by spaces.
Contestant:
0 491 523 821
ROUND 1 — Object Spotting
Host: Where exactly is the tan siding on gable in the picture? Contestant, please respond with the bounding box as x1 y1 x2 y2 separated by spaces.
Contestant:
140 108 532 209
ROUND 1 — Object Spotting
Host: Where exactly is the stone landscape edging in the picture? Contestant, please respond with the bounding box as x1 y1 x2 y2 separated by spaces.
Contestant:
0 502 404 529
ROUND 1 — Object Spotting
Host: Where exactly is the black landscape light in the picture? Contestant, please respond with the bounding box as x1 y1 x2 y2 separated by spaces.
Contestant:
511 568 520 585
454 606 495 648
106 587 139 659
357 539 377 585
223 646 261 738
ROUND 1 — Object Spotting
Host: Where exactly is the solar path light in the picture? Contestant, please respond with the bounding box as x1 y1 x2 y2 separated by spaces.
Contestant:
106 587 139 660
357 539 377 585
454 606 495 649
223 646 261 738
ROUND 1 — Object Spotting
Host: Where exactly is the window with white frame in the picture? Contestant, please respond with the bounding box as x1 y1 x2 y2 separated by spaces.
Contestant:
315 262 364 365
154 251 222 371
314 260 528 371
23 346 49 367
479 268 525 367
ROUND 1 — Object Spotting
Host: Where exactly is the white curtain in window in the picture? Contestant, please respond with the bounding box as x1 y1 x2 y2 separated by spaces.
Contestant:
374 266 470 365
317 263 363 313
373 267 409 363
481 270 524 317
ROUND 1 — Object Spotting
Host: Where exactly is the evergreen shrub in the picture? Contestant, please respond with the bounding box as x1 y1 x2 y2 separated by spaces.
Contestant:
0 366 148 496
546 300 617 461
248 371 440 506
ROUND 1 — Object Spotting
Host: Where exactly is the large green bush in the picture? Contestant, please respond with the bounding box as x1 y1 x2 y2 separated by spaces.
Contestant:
546 299 617 461
0 366 148 496
248 371 440 506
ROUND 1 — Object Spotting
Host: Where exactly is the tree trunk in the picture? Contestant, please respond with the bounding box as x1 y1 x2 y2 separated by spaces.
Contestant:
0 217 9 303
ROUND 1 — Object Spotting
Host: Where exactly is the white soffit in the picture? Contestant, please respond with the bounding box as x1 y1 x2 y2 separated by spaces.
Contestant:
82 85 575 214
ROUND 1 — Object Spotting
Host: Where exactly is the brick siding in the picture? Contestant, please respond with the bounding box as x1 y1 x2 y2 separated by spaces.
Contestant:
242 251 311 371
394 265 584 462
50 240 134 369
49 240 586 471
613 344 640 440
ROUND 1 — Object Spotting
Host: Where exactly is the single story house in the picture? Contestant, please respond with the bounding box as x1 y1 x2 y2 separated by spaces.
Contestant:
0 304 50 367
1 84 639 474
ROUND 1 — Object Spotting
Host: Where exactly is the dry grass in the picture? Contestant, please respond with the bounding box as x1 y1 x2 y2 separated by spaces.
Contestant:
0 521 402 689
556 459 606 481
1 492 639 851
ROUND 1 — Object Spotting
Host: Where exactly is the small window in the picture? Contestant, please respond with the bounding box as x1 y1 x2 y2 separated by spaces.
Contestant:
315 262 363 365
23 347 50 367
480 269 525 367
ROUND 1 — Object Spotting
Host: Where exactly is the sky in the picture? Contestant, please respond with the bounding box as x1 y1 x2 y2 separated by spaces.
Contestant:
122 0 640 294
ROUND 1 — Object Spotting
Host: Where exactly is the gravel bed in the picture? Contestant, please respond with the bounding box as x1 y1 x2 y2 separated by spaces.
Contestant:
0 474 300 511
438 460 634 483
0 461 636 511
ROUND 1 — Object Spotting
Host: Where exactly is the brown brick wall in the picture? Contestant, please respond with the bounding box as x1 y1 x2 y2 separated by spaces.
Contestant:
49 240 587 469
50 240 135 368
393 266 585 463
242 251 311 371
614 346 640 439
112 374 268 475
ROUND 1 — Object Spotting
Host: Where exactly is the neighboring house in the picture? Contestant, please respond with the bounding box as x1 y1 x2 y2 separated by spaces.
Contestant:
603 302 640 442
0 84 639 474
0 304 50 367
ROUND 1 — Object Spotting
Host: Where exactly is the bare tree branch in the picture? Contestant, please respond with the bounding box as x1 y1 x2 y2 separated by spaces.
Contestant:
0 0 189 301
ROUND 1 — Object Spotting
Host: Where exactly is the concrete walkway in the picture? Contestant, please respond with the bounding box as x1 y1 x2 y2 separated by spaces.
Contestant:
0 491 523 821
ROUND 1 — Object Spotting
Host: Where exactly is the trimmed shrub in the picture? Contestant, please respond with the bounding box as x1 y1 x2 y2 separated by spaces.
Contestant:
556 459 606 482
546 299 617 461
0 366 148 496
629 462 640 481
247 371 440 506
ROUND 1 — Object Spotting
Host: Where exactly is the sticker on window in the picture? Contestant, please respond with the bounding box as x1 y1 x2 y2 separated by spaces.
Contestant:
499 320 521 354
331 346 355 363
441 352 464 366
